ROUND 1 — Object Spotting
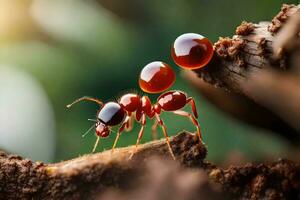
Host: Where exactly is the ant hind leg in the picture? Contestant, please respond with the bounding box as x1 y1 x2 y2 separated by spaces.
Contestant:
173 110 203 143
186 97 198 118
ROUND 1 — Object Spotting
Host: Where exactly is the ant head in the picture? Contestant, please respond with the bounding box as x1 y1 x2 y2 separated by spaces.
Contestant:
95 122 110 138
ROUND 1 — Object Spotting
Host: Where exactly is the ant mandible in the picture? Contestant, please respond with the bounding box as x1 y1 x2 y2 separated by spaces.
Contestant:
67 90 202 159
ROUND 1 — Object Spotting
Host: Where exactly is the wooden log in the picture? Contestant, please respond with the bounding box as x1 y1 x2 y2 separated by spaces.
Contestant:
184 4 300 142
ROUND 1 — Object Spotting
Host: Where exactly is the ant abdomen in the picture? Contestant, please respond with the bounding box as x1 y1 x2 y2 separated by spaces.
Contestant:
157 91 187 111
139 61 175 94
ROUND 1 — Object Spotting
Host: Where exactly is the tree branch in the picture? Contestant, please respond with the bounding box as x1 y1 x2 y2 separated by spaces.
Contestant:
183 4 300 143
0 132 299 199
193 4 299 92
0 132 206 199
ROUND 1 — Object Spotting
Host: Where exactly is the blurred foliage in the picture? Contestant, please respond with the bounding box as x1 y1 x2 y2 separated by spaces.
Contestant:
0 0 297 162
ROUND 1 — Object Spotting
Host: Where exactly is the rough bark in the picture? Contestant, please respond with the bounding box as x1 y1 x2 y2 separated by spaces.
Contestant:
193 4 299 92
183 70 300 144
0 132 206 199
98 157 300 200
0 132 299 200
184 4 300 143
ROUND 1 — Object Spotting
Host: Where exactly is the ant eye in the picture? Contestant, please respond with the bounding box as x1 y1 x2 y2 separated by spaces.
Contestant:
171 33 213 70
139 61 175 94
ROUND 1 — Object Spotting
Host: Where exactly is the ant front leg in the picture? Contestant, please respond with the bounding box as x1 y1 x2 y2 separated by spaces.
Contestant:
172 110 203 143
92 136 100 153
129 114 146 159
155 114 176 160
111 116 130 154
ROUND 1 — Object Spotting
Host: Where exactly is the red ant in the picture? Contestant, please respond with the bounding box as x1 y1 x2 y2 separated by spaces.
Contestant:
67 90 202 159
67 31 213 159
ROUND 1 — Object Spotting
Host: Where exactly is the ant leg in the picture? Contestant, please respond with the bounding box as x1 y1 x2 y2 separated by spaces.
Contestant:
173 110 203 143
111 116 130 154
155 114 176 160
125 114 134 132
186 97 198 118
67 96 103 108
92 136 100 152
151 119 158 140
129 114 146 159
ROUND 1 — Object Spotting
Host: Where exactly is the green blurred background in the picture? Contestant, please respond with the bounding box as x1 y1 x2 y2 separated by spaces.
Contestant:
0 0 297 163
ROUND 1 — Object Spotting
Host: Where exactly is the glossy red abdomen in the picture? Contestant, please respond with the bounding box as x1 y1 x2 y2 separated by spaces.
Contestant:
119 94 141 112
157 91 187 111
139 61 175 94
171 33 213 70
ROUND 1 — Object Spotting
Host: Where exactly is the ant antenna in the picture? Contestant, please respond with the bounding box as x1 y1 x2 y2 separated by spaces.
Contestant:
92 136 100 152
66 96 103 108
82 124 95 138
88 119 97 122
109 128 116 133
